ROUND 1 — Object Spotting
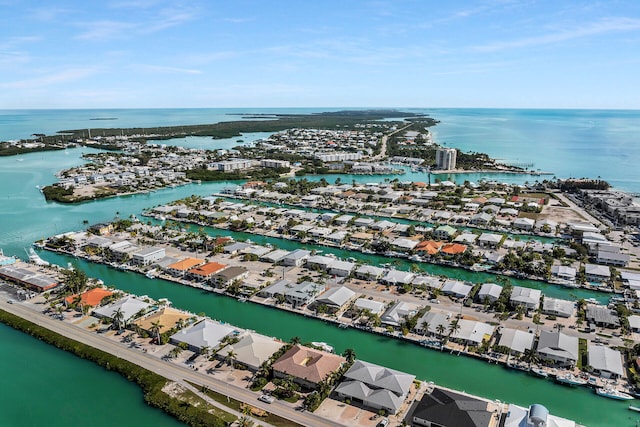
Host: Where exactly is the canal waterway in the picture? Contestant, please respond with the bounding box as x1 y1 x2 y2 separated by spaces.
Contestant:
0 129 633 426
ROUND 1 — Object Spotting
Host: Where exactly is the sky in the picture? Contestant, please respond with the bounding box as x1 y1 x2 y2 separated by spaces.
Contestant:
1 0 640 109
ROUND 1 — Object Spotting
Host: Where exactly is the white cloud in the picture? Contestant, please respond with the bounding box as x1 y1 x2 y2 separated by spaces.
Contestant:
0 68 98 89
133 64 202 74
76 20 137 41
473 17 640 52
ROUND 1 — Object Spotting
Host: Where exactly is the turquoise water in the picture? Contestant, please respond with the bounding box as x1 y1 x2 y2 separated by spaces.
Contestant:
1 109 640 426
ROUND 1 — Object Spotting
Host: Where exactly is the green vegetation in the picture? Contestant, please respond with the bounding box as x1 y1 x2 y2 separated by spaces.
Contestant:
0 309 227 427
185 166 290 182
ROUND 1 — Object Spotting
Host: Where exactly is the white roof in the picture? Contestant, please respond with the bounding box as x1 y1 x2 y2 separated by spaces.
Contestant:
504 404 576 427
451 319 495 344
588 344 624 376
170 319 238 350
93 296 151 322
478 283 503 299
441 280 472 298
217 332 283 370
498 328 534 353
478 233 502 243
382 270 415 285
542 297 575 317
510 286 542 306
354 298 386 315
381 301 419 326
342 360 414 396
629 315 640 330
315 286 356 308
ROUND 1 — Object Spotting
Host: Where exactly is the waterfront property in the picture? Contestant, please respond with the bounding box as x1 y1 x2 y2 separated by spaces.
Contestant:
271 344 346 390
411 387 497 427
334 359 415 415
216 331 284 371
536 331 579 367
169 319 239 353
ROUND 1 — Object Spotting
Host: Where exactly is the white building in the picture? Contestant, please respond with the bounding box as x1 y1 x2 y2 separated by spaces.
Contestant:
435 147 457 170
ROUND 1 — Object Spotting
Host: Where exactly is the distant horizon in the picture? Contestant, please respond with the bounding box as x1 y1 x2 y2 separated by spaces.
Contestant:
2 106 640 112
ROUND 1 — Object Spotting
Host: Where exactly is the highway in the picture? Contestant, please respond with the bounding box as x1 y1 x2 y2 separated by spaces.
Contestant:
0 295 344 427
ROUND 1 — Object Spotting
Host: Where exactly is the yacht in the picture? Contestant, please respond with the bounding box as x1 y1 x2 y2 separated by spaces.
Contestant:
555 373 588 386
26 247 49 266
530 367 549 378
596 387 634 400
311 342 334 353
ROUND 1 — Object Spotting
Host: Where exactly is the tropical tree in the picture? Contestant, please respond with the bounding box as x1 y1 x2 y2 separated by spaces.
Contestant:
448 319 461 337
521 348 540 370
290 336 301 345
150 320 163 344
435 324 447 338
342 348 356 364
112 308 125 331
225 350 237 367
421 321 431 336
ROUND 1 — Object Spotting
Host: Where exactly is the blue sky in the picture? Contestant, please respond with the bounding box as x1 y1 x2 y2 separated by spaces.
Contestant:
1 0 640 109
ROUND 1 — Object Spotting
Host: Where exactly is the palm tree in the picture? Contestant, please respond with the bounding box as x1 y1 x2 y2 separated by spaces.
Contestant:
342 348 356 364
421 321 431 336
112 308 125 331
150 320 163 344
290 336 301 345
225 350 237 367
448 319 461 338
554 323 565 332
521 348 540 371
435 324 447 338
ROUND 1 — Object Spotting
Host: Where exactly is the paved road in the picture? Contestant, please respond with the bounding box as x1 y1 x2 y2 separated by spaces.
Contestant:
0 296 343 427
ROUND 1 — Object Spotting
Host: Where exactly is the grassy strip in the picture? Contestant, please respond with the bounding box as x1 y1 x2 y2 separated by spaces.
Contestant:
0 308 226 427
185 380 303 427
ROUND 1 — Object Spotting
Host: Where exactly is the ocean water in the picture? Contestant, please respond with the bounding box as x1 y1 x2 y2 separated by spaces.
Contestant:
1 108 639 427
2 108 639 192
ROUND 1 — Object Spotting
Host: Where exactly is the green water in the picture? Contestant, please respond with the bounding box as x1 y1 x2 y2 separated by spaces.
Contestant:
0 323 182 427
0 147 630 427
41 252 635 427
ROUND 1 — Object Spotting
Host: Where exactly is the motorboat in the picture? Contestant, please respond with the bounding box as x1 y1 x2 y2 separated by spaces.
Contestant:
26 247 49 266
628 405 640 412
311 341 334 353
530 367 549 378
555 373 588 386
596 387 634 400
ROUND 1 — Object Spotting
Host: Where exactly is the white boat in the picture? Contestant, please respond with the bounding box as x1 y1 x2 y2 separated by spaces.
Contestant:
311 341 334 353
596 387 634 400
555 373 588 386
26 248 49 266
628 405 640 412
530 367 548 378
145 269 157 279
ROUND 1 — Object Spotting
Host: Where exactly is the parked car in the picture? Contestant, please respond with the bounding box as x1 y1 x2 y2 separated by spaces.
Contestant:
258 395 275 404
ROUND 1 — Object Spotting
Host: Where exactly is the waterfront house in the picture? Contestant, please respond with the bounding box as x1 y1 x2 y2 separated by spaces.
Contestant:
596 247 629 267
169 319 238 353
349 232 374 245
328 260 356 277
390 237 419 252
535 218 558 232
587 344 624 379
87 222 115 236
584 263 611 283
550 265 577 282
334 214 354 225
381 270 415 286
131 246 166 266
166 257 205 277
285 281 325 307
415 240 444 255
108 240 139 263
370 220 396 232
477 233 502 249
381 301 419 328
313 286 356 312
94 296 151 325
450 319 495 346
353 217 375 228
586 305 620 329
326 231 348 244
629 315 640 333
509 286 542 311
223 241 252 255
470 212 493 226
477 283 503 304
354 298 386 316
536 331 578 367
334 360 415 415
257 279 294 299
212 266 249 288
281 249 311 267
355 265 385 281
306 255 336 271
271 344 346 390
513 217 535 231
217 331 284 371
186 261 227 282
260 249 290 264
497 327 534 355
434 225 457 241
440 243 467 255
454 233 479 245
412 387 494 427
541 297 574 318
503 404 577 427
412 275 443 291
84 236 113 249
64 287 113 309
242 245 272 258
441 280 473 299
414 312 449 336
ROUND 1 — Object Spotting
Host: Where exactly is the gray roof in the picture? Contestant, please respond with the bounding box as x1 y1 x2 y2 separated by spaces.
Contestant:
382 269 414 285
415 312 449 335
260 249 290 263
314 286 356 308
441 280 472 298
343 360 415 396
478 283 502 300
536 331 578 361
170 319 237 350
412 388 492 427
586 305 620 326
217 332 283 371
354 298 386 315
381 301 419 327
93 296 151 322
334 381 404 414
498 328 534 353
588 344 624 376
510 286 541 308
355 265 385 278
542 297 575 317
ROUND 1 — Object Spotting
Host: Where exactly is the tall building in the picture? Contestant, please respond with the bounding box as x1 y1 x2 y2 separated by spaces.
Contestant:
435 147 457 170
